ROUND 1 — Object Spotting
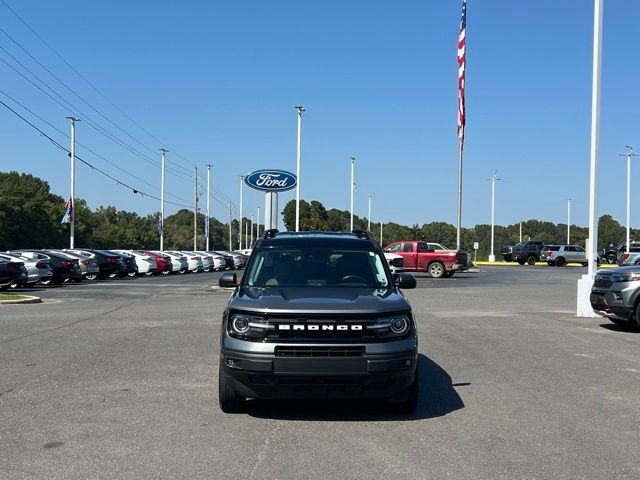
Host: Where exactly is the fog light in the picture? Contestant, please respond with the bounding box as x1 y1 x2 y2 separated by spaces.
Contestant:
225 358 240 368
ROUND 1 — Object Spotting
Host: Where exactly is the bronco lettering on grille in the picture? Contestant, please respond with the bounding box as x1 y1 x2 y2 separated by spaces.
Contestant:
277 324 363 331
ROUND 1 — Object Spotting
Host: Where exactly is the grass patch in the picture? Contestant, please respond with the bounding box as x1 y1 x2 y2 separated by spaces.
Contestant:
0 293 29 301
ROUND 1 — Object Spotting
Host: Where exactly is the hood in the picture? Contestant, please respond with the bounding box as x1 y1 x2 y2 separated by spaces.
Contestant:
229 286 411 315
596 265 640 276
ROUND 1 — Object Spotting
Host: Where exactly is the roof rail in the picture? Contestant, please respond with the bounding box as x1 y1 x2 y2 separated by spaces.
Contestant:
352 230 371 240
263 229 279 239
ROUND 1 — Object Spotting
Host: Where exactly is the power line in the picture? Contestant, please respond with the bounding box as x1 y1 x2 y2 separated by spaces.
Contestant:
0 0 198 174
0 98 192 209
0 48 192 183
0 88 193 205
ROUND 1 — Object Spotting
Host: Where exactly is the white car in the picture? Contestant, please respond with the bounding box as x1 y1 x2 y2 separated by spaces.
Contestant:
111 249 156 275
173 251 202 272
194 251 217 272
384 252 405 275
203 251 226 271
152 251 188 273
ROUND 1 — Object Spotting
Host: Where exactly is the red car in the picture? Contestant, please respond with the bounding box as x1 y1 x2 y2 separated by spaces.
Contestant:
134 250 172 275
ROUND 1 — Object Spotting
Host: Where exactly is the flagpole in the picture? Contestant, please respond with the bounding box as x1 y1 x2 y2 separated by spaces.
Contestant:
456 142 463 250
159 148 168 251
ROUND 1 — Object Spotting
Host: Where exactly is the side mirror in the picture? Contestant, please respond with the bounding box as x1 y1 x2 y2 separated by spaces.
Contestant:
395 273 417 289
219 272 238 288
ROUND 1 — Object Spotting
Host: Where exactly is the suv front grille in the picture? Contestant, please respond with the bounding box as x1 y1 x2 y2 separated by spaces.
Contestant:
275 346 365 357
594 275 612 288
389 258 404 267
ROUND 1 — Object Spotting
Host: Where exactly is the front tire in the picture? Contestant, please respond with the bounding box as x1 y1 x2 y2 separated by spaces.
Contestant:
517 260 526 266
85 273 98 281
547 261 555 266
218 369 246 413
526 256 537 266
555 257 566 267
428 262 445 278
606 254 617 264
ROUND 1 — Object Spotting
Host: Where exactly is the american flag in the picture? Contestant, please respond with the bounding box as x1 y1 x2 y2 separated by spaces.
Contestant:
457 0 467 146
60 197 73 224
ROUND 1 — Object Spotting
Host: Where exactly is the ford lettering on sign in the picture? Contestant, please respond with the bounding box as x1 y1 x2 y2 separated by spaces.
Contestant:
245 169 297 192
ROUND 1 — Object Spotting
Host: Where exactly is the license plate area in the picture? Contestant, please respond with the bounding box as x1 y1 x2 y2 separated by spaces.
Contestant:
273 358 367 375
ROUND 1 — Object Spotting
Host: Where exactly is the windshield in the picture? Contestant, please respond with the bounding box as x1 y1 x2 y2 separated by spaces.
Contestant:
245 247 390 288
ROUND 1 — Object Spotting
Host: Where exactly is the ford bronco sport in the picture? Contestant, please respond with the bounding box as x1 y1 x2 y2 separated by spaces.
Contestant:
217 230 419 413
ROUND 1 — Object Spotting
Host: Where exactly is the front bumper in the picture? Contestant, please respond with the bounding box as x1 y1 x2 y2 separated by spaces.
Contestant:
590 289 634 321
220 337 417 400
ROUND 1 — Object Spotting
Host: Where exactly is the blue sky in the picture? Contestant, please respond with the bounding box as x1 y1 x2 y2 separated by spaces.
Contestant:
0 0 638 230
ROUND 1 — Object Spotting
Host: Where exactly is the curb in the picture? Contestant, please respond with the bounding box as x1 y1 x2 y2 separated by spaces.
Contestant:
475 261 616 269
0 294 42 305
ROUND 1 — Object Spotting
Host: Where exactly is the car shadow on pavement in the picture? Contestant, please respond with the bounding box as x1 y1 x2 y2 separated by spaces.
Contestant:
599 323 640 334
246 354 465 421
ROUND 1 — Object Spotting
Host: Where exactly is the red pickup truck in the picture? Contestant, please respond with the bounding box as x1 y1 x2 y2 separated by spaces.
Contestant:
383 241 468 278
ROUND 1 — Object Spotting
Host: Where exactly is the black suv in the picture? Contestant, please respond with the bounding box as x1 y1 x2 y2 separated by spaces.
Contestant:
511 241 545 265
217 230 419 413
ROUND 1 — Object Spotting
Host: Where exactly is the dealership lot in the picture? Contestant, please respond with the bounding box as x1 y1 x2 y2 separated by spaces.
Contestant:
1 267 639 479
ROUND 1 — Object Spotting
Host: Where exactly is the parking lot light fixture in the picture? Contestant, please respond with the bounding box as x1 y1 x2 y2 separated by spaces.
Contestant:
239 176 244 250
66 116 80 249
368 195 372 232
489 172 500 262
350 157 355 231
295 106 305 232
619 146 638 252
159 148 168 251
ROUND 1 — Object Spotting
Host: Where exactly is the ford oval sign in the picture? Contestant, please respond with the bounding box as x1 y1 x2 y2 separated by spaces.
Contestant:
244 169 297 192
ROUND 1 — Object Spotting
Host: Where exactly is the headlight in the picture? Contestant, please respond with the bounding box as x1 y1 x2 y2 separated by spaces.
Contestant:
228 313 274 339
612 272 640 283
367 314 412 338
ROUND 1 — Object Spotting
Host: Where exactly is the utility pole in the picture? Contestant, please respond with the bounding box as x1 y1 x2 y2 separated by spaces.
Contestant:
206 164 212 251
257 206 260 238
619 146 638 252
228 202 232 250
159 148 168 251
489 172 500 262
350 157 355 231
368 195 372 232
239 176 244 250
567 198 571 244
66 116 80 248
380 222 383 245
193 166 198 251
295 105 305 231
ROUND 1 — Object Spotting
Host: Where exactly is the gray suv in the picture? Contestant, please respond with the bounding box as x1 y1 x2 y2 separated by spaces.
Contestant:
217 230 419 413
591 266 640 328
540 245 588 267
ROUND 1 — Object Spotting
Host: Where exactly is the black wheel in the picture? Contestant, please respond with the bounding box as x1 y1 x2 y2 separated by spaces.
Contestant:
178 269 186 274
85 273 98 281
582 262 588 267
127 270 137 278
606 254 617 264
8 281 19 289
555 257 566 267
547 261 555 266
108 273 117 279
428 262 445 278
144 271 154 276
517 260 525 266
162 269 171 275
390 368 419 413
526 256 537 266
218 368 245 413
443 271 454 278
632 302 640 329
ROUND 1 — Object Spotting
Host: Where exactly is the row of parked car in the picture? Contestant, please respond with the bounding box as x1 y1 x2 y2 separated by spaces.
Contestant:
0 248 248 290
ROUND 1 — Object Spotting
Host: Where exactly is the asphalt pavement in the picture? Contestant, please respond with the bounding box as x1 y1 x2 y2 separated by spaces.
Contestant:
1 266 639 479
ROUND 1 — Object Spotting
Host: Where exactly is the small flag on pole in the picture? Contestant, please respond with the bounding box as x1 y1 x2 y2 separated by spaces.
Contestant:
60 197 73 224
157 213 164 235
457 0 467 146
205 218 209 239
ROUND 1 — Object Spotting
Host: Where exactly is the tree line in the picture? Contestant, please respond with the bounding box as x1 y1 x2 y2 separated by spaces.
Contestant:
0 171 635 258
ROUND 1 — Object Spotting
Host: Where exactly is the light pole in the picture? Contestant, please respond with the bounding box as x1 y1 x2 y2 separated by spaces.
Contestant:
205 164 212 251
193 166 198 251
257 206 260 238
489 172 500 262
619 146 638 252
66 116 80 248
519 221 522 243
380 222 383 245
295 106 305 232
350 157 355 231
239 175 244 250
368 195 372 232
577 0 603 317
159 148 168 251
250 216 254 246
567 198 571 244
228 202 232 250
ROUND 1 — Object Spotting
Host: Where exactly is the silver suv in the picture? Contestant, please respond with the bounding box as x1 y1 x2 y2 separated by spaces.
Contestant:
540 245 588 267
591 266 640 328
